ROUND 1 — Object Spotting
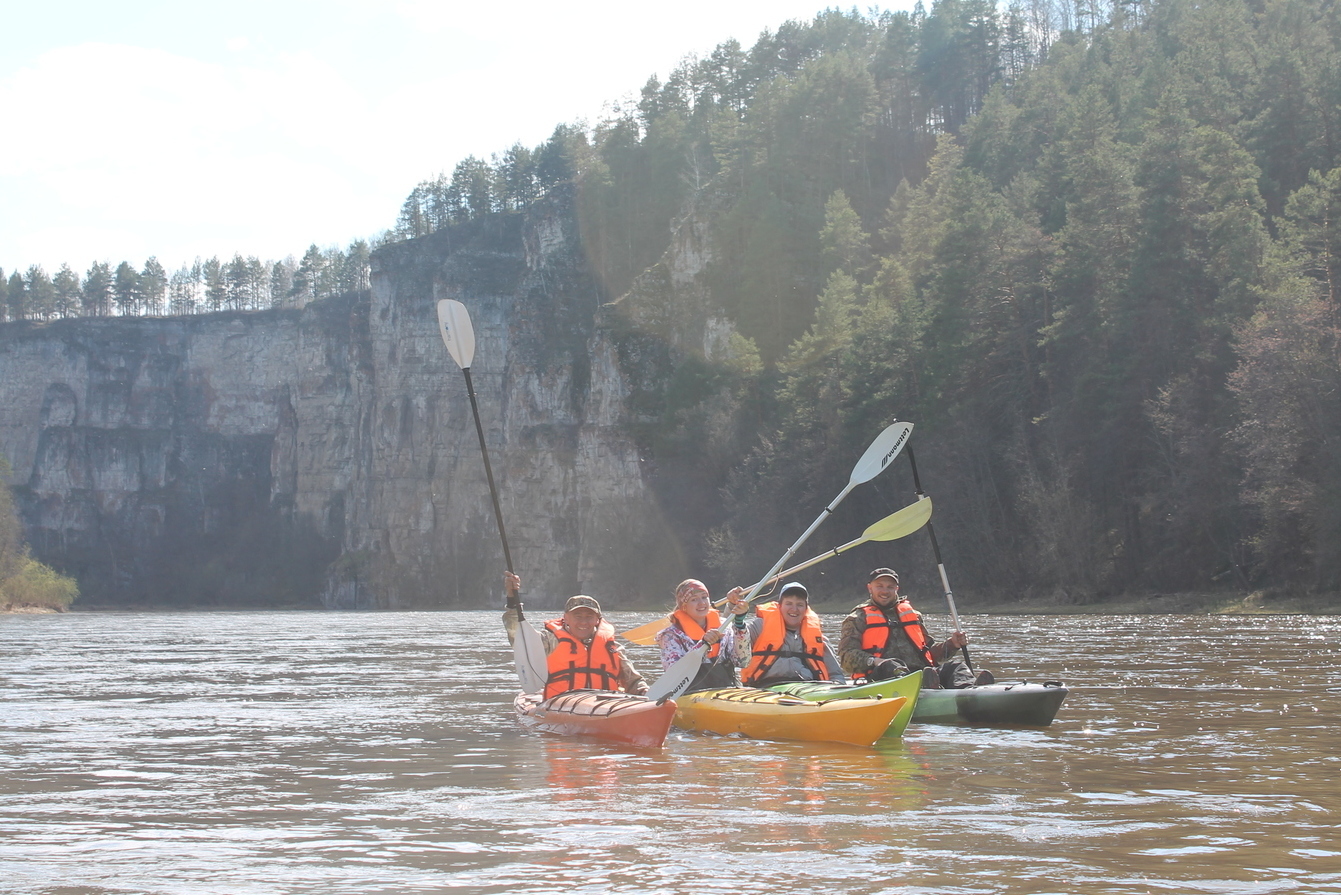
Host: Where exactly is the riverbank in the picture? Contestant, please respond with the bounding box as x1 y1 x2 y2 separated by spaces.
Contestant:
8 591 1338 615
807 589 1341 615
954 590 1340 615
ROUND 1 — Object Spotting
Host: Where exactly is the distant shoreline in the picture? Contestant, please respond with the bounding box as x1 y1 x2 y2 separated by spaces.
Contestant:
813 591 1341 616
6 591 1340 615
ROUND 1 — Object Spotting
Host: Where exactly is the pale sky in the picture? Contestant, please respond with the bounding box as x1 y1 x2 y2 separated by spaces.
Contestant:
1 1 895 278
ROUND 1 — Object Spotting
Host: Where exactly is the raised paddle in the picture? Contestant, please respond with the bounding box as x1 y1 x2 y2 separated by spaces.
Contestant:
645 421 915 702
904 444 972 671
619 496 934 646
437 299 547 694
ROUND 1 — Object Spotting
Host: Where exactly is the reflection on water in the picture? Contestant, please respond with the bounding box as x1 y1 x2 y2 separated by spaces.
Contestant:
1 611 1338 894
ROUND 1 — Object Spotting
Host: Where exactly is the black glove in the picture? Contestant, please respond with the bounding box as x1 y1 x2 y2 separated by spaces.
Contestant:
868 658 907 682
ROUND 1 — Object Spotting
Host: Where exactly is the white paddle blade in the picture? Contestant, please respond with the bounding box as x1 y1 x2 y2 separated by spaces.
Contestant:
850 421 914 485
514 620 548 694
646 643 707 702
734 425 913 607
437 299 476 369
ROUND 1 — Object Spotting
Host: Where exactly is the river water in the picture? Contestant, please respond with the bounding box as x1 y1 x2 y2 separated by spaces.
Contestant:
1 611 1337 895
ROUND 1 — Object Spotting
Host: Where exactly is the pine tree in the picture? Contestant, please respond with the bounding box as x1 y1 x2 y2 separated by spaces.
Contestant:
113 261 141 315
341 240 371 292
223 255 249 310
203 257 225 312
270 259 294 308
52 264 82 318
498 144 538 210
395 187 429 239
83 262 111 316
819 190 871 277
140 257 167 315
449 156 495 220
7 270 27 320
168 265 198 315
292 245 323 305
316 247 343 298
26 266 57 320
245 257 267 309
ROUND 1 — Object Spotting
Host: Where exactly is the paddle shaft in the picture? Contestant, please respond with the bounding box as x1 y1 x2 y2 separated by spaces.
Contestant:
645 422 913 702
733 496 932 605
438 299 548 693
905 446 972 670
461 368 515 581
619 498 933 646
730 531 882 604
619 542 853 648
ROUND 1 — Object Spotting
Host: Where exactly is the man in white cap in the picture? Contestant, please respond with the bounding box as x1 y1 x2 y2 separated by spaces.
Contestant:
728 581 845 687
837 568 989 688
502 572 648 698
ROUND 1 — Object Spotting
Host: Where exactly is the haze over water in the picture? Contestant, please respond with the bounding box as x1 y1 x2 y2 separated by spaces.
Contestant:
1 611 1337 894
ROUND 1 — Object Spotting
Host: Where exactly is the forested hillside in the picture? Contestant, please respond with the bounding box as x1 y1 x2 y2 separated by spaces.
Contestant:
8 0 1339 606
387 0 1341 604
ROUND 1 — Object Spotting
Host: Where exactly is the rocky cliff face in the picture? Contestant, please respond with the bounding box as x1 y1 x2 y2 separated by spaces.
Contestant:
0 196 686 609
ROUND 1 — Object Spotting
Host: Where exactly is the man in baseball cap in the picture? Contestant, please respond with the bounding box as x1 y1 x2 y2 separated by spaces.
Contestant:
836 567 988 688
502 573 648 698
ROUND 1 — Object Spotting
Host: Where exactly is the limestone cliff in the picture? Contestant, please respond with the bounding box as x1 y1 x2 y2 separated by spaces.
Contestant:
0 196 690 609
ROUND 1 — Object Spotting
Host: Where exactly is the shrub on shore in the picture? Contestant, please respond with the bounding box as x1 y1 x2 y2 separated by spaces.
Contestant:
1 556 78 611
1 457 79 611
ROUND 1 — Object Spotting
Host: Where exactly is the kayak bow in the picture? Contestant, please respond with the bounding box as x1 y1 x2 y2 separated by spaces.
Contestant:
514 690 677 748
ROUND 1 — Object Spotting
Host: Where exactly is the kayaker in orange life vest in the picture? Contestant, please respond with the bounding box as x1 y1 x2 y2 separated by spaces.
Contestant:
655 578 741 692
501 572 649 698
837 568 992 689
726 582 845 687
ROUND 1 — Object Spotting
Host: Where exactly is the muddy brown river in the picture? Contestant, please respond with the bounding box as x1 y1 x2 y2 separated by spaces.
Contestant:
2 611 1337 894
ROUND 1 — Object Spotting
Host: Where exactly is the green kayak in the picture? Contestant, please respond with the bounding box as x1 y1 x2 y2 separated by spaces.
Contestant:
912 681 1068 726
773 675 1068 728
768 671 922 738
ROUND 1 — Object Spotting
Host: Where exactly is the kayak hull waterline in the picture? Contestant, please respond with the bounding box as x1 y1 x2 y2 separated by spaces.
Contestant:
768 671 923 738
672 687 907 747
513 690 678 748
913 681 1068 726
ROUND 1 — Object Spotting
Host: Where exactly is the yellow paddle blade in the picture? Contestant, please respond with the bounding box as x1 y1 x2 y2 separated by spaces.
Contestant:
864 496 932 541
620 613 671 645
620 500 930 646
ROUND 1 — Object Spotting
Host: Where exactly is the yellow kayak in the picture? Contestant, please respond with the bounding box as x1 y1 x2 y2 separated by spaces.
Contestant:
673 687 907 747
768 670 922 738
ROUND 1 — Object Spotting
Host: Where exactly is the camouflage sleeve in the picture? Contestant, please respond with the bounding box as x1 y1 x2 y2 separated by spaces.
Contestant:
616 645 649 695
837 608 876 676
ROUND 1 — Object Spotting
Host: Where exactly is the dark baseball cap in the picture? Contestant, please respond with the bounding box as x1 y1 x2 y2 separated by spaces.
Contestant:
868 568 900 583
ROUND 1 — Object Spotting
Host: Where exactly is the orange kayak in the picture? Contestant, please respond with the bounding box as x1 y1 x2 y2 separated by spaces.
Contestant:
513 690 677 748
672 687 906 747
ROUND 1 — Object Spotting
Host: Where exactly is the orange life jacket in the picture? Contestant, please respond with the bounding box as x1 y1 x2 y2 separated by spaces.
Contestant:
670 608 722 659
741 601 831 685
543 618 623 699
860 599 935 667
